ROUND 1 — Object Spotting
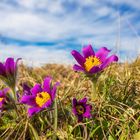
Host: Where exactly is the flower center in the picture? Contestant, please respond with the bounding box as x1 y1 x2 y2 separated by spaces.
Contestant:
35 92 51 107
0 97 4 102
76 105 85 115
84 56 101 71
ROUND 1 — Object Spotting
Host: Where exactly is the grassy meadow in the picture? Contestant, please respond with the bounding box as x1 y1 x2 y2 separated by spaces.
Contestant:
0 57 140 140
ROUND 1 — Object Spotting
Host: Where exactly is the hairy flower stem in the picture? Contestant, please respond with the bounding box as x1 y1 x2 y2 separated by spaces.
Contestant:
11 86 17 101
53 98 58 140
11 87 20 116
91 80 98 101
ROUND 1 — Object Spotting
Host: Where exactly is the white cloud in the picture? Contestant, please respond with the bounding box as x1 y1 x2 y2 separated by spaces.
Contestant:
18 0 64 14
0 9 118 41
0 44 73 66
107 0 140 9
0 0 118 42
0 0 139 64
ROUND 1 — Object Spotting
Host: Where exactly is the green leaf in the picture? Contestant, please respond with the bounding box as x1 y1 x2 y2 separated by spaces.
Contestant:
28 123 40 140
108 135 115 140
90 126 100 137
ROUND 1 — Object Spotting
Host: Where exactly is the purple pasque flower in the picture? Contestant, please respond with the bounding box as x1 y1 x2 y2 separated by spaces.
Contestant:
71 45 118 74
72 97 92 122
0 57 21 88
0 88 9 110
20 77 60 117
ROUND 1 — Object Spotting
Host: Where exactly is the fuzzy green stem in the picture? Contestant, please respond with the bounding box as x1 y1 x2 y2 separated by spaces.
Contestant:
92 81 96 93
11 86 17 102
10 87 20 117
53 98 58 140
91 80 98 101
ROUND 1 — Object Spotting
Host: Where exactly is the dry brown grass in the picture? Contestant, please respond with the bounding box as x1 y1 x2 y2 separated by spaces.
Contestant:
0 57 140 139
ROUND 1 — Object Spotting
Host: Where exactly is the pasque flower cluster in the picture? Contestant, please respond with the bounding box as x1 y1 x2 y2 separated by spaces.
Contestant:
0 44 118 122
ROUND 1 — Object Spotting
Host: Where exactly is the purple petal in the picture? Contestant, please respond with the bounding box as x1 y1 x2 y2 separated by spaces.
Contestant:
0 88 9 97
28 107 42 117
78 115 83 122
83 105 92 118
79 98 87 104
51 82 60 100
72 98 77 106
89 66 101 74
71 50 85 66
95 47 111 62
0 100 5 108
3 88 9 94
82 45 95 58
0 62 6 76
16 91 20 102
5 58 15 75
42 99 52 108
100 55 118 69
31 84 42 95
0 92 4 97
72 107 77 115
22 83 31 95
43 77 51 93
15 58 22 74
20 95 36 106
15 58 21 68
73 64 85 72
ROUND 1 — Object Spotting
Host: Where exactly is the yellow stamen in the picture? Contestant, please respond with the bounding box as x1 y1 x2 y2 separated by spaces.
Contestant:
0 97 4 102
84 56 101 71
76 105 85 115
35 92 51 107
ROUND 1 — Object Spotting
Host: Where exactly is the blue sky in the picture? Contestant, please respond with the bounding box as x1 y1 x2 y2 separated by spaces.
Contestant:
0 0 140 66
